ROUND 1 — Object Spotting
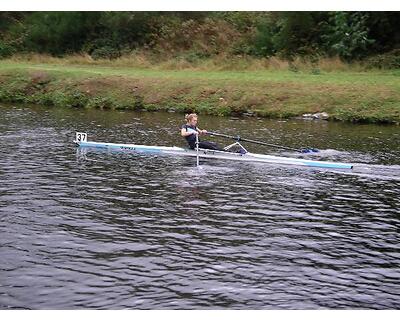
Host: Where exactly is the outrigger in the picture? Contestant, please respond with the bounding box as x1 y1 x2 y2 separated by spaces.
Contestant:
74 132 353 170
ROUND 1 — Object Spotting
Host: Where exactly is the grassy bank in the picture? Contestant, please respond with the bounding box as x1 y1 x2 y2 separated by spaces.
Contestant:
0 60 399 124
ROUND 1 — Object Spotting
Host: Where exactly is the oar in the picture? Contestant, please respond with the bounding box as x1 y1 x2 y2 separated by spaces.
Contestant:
207 131 319 153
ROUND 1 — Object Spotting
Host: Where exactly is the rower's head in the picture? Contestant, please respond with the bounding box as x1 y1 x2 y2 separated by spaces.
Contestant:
185 113 198 126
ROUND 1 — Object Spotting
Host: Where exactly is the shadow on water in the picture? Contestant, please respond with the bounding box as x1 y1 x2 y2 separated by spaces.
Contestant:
0 104 399 309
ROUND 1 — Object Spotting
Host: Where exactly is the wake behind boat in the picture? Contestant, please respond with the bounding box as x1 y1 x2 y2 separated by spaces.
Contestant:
74 132 354 170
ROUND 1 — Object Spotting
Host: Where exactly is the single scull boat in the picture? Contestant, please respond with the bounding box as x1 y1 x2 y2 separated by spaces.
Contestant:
74 132 353 170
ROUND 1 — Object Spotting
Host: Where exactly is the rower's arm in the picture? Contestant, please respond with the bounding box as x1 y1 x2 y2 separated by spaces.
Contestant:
181 128 196 137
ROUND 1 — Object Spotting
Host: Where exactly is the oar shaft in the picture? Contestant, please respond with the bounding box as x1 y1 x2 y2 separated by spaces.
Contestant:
208 132 302 152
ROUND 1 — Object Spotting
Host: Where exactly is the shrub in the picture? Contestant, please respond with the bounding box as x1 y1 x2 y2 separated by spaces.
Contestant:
23 12 100 55
40 89 88 108
252 20 276 57
91 46 121 60
0 77 31 102
321 12 374 61
0 41 15 58
87 96 115 109
364 49 400 69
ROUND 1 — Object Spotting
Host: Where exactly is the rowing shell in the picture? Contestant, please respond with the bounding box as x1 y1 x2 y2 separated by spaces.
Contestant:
74 138 354 170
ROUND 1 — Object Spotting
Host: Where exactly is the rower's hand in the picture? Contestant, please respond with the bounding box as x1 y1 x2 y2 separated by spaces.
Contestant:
200 130 207 135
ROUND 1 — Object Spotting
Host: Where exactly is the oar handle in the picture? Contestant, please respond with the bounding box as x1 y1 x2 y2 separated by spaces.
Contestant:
207 132 241 141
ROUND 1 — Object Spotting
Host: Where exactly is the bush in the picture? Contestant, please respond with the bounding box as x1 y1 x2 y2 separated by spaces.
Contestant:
91 46 121 60
87 96 115 109
364 49 400 69
48 90 88 108
252 21 276 57
0 41 15 58
152 17 242 58
183 51 211 63
23 12 100 55
0 76 33 103
321 12 374 61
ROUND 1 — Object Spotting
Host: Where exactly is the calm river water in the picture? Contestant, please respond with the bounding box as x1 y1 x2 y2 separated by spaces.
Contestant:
1 104 399 309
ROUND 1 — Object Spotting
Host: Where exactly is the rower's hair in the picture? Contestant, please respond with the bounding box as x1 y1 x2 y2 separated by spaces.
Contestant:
185 113 198 122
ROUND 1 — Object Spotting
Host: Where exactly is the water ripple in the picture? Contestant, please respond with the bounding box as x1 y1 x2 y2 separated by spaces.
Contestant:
0 104 399 309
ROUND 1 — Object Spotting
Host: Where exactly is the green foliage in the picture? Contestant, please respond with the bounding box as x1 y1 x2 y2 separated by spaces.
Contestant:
321 12 374 60
98 12 155 48
272 12 325 59
143 104 159 112
251 12 328 58
90 46 121 60
86 96 114 109
366 12 400 54
22 12 101 55
0 41 15 58
0 11 400 66
0 76 30 102
252 19 276 57
34 88 89 108
182 51 211 63
364 49 400 69
214 12 266 32
0 13 27 58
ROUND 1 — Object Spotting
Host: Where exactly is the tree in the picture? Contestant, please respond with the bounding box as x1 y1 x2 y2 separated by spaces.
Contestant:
321 12 374 60
365 12 400 54
252 12 329 58
23 12 101 55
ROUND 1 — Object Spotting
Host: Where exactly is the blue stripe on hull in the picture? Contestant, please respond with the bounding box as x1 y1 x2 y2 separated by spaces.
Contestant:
302 160 353 169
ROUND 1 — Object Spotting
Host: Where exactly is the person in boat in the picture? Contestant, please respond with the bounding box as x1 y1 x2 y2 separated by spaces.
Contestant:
181 113 223 151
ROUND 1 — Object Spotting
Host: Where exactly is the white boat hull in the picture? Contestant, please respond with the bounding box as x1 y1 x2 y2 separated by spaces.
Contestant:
75 140 354 170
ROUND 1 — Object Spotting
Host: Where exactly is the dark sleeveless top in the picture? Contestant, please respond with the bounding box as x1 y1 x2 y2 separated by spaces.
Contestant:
181 124 198 149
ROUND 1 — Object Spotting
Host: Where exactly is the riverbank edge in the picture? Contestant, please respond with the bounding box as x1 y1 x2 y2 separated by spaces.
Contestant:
0 65 399 124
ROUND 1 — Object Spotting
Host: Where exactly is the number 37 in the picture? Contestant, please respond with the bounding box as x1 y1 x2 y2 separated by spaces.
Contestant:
75 132 87 142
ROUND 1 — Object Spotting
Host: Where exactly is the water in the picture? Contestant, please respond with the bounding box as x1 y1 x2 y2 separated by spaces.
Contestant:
0 104 399 309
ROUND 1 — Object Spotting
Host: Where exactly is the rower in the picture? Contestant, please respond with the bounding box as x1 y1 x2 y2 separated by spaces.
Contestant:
180 113 223 151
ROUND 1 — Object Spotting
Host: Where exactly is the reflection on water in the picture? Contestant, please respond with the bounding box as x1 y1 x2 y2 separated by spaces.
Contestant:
0 104 399 309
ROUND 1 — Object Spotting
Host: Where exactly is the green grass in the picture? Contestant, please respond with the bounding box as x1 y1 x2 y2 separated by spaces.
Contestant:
1 61 399 87
0 60 399 124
